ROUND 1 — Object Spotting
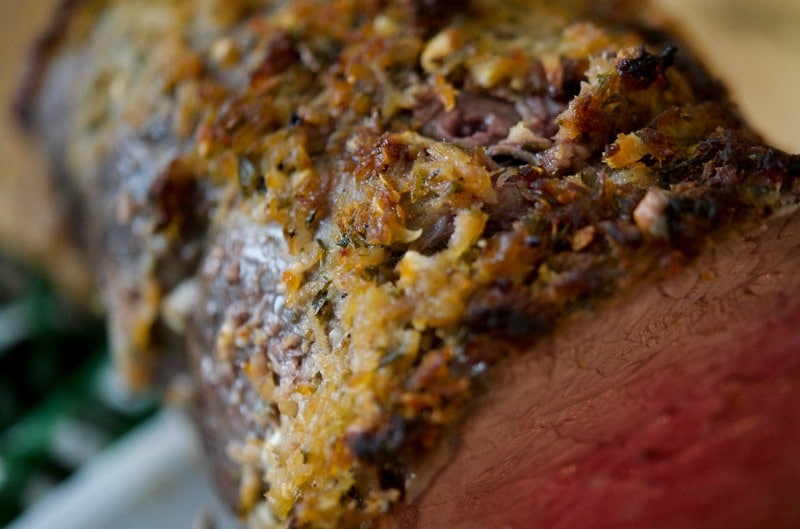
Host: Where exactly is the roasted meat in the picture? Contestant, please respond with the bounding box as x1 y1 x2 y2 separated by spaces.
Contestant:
18 0 800 528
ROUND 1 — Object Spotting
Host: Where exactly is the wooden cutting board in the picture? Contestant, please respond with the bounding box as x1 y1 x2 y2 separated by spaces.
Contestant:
0 0 798 293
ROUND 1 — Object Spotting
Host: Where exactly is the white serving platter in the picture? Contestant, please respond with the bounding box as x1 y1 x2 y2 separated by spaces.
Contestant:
6 409 241 529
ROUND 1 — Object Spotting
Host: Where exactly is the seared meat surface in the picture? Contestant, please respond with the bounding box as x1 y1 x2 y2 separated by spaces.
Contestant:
19 0 800 527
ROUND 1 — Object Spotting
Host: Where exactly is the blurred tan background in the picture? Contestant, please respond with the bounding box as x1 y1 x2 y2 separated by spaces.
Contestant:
0 0 91 298
0 0 798 293
655 0 800 151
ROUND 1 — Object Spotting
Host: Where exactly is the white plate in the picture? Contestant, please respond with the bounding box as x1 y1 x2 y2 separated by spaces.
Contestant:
7 409 240 529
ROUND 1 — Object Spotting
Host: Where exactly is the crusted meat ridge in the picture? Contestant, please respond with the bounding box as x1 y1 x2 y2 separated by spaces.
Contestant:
19 1 800 528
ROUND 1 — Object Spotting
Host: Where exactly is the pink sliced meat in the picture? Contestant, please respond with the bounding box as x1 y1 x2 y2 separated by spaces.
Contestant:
391 212 800 529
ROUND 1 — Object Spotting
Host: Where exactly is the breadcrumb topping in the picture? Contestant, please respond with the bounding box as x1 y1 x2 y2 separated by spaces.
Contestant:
33 0 800 527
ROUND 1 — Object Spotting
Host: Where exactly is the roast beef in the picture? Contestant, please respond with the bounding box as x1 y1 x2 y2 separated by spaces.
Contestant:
17 0 800 527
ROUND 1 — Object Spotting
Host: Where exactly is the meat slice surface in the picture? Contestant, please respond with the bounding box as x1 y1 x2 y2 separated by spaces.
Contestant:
389 210 800 529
